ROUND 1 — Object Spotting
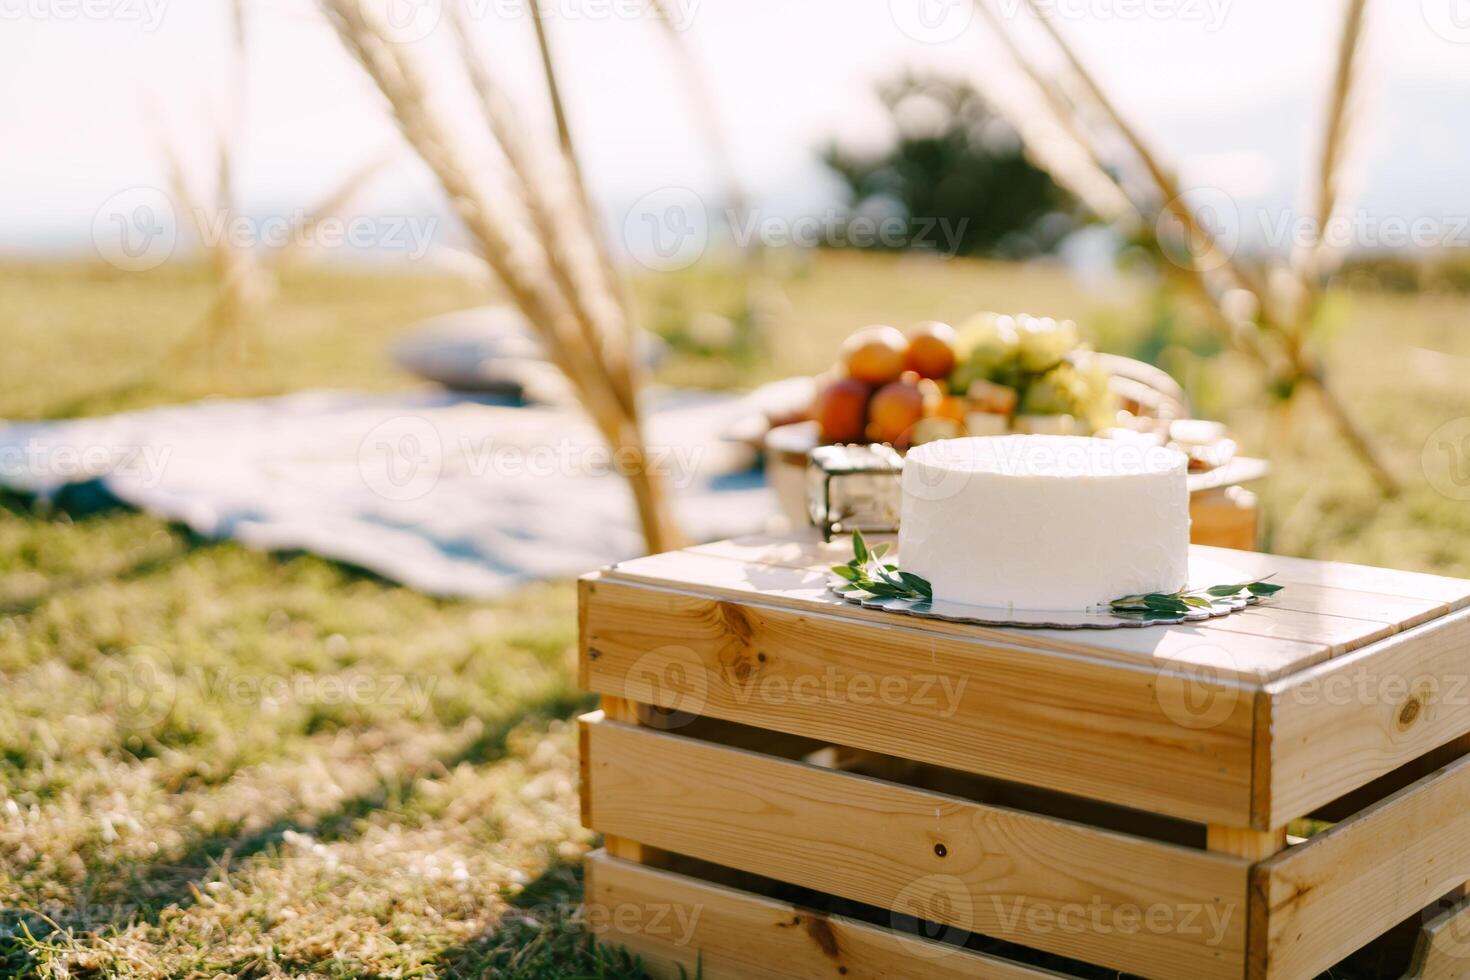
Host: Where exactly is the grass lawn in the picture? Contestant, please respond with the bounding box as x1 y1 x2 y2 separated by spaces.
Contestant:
1 252 1467 978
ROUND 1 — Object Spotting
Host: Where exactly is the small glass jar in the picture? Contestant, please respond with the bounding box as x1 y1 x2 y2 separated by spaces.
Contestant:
806 443 905 542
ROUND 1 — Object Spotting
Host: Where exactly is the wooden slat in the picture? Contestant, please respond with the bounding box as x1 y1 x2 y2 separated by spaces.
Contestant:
606 549 1330 682
584 850 1075 979
582 574 1259 826
694 534 1470 614
583 715 1250 980
1251 753 1470 980
687 537 1470 614
1262 608 1470 827
1192 545 1470 610
1404 895 1470 980
1206 825 1287 863
685 535 1458 662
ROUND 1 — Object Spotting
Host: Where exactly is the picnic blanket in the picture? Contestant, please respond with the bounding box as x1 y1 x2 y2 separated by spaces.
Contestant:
0 389 781 598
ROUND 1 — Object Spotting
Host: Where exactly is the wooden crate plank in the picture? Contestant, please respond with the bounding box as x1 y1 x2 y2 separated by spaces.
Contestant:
1192 544 1470 610
694 535 1470 613
583 716 1250 980
584 850 1075 979
1251 753 1470 980
690 535 1463 629
582 575 1258 826
1190 487 1258 551
605 550 1329 682
1206 825 1287 863
1263 608 1470 827
1404 895 1470 979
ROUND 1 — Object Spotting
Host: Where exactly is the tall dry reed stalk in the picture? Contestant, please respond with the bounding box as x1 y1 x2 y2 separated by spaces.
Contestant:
154 0 384 365
317 0 684 553
975 0 1397 494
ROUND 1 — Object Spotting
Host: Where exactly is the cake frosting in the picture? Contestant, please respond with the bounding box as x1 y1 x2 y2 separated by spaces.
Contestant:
898 435 1190 611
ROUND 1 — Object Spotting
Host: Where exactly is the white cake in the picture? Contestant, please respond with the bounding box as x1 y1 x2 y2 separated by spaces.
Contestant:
898 435 1190 610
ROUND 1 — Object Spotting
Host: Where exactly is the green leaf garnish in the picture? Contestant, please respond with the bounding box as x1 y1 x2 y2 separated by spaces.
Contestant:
1110 577 1284 617
831 532 933 603
834 532 1283 619
1205 584 1249 597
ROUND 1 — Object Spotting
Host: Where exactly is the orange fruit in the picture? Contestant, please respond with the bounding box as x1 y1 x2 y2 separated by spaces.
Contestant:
841 325 908 386
904 321 958 380
814 378 872 443
867 380 925 448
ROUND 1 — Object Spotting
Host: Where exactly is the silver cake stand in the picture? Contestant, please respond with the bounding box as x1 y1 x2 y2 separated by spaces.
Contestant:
830 554 1264 630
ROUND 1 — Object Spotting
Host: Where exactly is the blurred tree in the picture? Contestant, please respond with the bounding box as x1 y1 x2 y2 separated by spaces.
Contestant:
822 73 1079 258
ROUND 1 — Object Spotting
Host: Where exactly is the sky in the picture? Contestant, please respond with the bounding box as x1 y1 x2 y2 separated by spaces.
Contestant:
3 0 1470 258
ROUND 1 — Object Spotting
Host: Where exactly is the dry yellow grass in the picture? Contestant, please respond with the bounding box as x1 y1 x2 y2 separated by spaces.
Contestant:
0 251 1467 978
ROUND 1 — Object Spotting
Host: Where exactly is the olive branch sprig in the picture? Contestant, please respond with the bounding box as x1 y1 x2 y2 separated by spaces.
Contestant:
830 529 933 601
832 530 1285 619
1109 579 1284 620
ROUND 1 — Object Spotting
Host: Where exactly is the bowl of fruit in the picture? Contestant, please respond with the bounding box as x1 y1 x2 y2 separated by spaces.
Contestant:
762 313 1228 529
804 313 1115 446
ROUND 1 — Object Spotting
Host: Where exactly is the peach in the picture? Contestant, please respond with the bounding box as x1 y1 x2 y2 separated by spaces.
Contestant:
814 378 871 444
841 325 907 386
904 321 958 380
866 379 925 448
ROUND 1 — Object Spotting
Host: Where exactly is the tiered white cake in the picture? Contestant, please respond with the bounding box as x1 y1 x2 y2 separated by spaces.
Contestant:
898 435 1190 611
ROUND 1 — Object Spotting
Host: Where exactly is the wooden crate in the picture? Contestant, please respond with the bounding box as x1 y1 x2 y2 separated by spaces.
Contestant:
578 533 1470 979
